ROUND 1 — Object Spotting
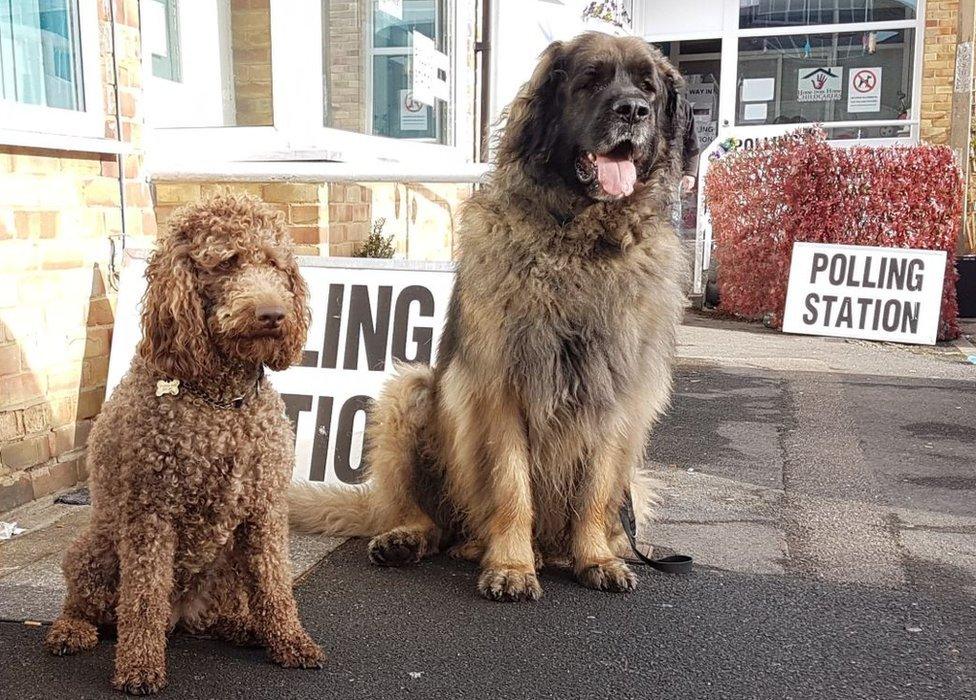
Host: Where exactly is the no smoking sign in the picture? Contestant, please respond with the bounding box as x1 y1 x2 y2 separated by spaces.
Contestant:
848 67 882 113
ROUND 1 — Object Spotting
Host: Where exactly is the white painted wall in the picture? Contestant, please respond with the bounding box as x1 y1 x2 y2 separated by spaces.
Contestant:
489 0 628 127
636 0 727 41
143 0 237 128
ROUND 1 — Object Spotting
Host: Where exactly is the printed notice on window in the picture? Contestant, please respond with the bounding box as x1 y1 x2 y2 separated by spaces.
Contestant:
782 243 947 345
412 30 450 106
399 89 428 131
847 67 882 113
797 67 842 102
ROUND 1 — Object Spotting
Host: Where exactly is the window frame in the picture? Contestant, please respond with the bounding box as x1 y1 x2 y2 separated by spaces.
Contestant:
641 0 927 146
734 25 918 128
150 0 182 82
0 0 105 140
365 0 448 145
725 1 926 143
145 0 471 172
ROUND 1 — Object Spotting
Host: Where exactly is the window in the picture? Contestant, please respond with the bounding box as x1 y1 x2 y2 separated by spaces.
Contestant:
146 0 475 167
736 28 915 132
322 0 451 144
144 0 274 128
0 0 84 110
739 0 916 29
147 0 181 82
0 0 102 138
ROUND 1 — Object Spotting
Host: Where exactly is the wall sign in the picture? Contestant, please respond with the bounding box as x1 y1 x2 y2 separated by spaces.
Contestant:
847 67 882 113
797 67 842 102
782 242 947 345
107 253 455 485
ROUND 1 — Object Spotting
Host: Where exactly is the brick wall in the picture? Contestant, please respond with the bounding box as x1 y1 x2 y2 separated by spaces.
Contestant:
154 182 330 256
151 180 472 260
326 0 366 133
328 184 373 256
0 0 154 512
231 0 274 126
920 0 959 144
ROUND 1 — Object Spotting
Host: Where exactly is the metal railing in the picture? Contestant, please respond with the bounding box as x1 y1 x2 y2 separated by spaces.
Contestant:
692 120 921 296
148 161 493 184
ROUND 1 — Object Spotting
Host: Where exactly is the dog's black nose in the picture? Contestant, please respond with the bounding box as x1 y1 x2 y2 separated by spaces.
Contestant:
256 305 286 328
612 96 651 124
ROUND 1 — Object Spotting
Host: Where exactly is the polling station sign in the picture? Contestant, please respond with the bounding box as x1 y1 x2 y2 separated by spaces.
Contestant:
106 252 455 485
782 243 947 345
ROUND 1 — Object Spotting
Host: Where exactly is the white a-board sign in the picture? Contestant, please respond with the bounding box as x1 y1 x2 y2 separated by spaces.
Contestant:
106 252 455 485
782 243 947 345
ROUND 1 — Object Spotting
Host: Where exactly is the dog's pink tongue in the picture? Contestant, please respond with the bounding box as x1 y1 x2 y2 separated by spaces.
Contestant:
595 154 637 197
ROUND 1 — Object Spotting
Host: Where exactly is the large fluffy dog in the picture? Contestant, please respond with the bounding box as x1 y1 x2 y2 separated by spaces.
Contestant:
291 33 687 601
45 194 323 694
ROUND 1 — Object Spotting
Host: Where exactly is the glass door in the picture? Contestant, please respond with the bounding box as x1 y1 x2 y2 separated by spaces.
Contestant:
653 38 722 241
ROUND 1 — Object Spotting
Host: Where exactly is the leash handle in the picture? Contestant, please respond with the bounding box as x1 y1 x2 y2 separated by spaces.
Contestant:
619 492 693 574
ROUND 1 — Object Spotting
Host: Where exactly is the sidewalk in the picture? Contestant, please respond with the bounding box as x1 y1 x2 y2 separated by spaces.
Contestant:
1 314 974 698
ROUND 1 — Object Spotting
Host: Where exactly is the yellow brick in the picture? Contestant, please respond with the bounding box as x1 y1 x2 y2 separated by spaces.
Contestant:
83 178 121 206
155 182 202 204
11 155 60 174
289 205 320 224
200 182 263 198
262 183 320 203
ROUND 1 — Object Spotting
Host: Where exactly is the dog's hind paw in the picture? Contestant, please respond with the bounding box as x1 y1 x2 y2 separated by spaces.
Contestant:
477 568 542 602
577 559 638 593
268 632 325 669
111 667 167 696
44 617 98 656
367 529 426 567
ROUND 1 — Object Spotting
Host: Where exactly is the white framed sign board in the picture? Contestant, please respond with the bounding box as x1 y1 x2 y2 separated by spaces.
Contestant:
106 252 456 485
782 242 947 345
848 67 882 113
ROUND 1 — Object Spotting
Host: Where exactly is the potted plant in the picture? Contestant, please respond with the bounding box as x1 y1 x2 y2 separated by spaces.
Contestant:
355 217 396 259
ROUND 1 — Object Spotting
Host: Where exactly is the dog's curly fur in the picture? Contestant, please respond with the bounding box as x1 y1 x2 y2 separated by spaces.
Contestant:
290 34 688 601
45 193 323 694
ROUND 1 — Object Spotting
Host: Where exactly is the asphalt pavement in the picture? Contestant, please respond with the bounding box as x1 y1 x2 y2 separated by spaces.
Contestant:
1 318 974 699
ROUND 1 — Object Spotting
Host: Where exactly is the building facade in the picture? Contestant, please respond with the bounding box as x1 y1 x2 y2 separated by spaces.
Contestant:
1 0 973 510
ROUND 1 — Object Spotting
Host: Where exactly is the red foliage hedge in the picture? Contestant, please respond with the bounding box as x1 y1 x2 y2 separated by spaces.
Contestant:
705 128 962 340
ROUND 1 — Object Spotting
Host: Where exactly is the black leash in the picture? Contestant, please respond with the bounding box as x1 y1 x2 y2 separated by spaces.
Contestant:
619 492 693 574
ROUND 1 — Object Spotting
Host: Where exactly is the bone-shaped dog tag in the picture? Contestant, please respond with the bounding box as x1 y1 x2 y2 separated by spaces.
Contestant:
155 379 181 397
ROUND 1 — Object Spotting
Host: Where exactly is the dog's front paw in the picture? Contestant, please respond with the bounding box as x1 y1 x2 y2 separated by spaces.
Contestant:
111 666 167 696
478 567 542 602
367 529 426 567
268 632 325 669
577 559 637 592
45 617 98 656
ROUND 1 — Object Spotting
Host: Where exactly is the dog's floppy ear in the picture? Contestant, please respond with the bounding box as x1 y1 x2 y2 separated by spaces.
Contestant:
659 61 685 142
268 247 311 372
495 40 568 175
137 231 215 381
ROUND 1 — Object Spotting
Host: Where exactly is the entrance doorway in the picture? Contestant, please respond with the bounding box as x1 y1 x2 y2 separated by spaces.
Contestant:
652 39 721 241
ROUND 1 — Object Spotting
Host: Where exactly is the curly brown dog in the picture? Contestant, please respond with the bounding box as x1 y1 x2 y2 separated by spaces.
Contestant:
44 193 323 694
290 33 687 601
